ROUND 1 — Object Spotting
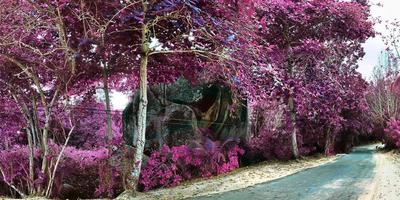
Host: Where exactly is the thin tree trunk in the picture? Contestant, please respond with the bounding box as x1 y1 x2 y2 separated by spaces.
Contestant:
45 126 75 197
102 62 113 145
102 61 115 197
129 56 148 191
288 96 299 158
283 23 300 159
40 114 51 182
324 128 332 156
129 4 149 190
38 88 59 196
287 54 299 159
246 100 253 141
10 91 36 195
29 100 37 188
31 96 39 146
26 128 35 195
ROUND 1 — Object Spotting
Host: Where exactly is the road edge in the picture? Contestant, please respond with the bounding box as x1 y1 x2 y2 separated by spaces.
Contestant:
118 154 343 200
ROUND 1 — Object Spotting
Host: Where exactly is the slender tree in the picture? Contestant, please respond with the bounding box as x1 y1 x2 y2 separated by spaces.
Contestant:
255 0 374 158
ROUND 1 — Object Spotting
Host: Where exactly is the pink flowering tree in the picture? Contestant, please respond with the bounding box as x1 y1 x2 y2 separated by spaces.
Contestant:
0 0 261 195
75 0 261 191
0 0 377 197
254 0 374 157
0 0 82 196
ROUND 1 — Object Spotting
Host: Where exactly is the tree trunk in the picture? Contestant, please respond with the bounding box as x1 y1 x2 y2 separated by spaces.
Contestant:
245 100 253 141
128 8 149 190
288 96 299 158
38 86 59 196
41 116 51 172
324 128 332 156
286 47 299 159
129 55 148 191
37 113 51 196
101 61 115 196
26 127 35 195
31 96 39 146
102 62 113 146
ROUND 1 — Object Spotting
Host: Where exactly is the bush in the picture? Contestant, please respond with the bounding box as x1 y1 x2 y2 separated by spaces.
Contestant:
0 144 123 199
384 119 400 148
55 147 113 198
248 127 294 160
247 101 297 160
0 145 40 197
139 138 244 191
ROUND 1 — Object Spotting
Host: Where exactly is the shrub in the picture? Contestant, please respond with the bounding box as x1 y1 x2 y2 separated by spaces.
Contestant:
248 101 296 160
384 119 400 148
0 145 40 197
0 144 123 199
139 138 244 191
55 147 111 198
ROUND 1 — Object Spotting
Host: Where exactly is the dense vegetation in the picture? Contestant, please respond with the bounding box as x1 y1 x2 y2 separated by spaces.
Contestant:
0 0 398 199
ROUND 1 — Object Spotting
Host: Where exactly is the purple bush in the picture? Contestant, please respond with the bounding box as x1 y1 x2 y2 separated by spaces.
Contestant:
139 138 244 191
384 119 400 148
0 143 120 198
55 147 121 198
0 145 40 196
247 101 297 160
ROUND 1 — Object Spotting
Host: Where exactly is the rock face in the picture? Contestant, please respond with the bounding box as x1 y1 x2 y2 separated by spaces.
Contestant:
122 79 249 153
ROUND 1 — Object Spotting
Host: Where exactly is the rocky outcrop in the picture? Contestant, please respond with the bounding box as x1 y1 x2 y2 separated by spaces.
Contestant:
122 79 249 153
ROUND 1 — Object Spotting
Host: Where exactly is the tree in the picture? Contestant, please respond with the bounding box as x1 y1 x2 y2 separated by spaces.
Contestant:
366 50 400 145
46 0 260 191
0 0 376 197
383 19 400 59
114 0 259 191
0 0 81 196
255 0 374 157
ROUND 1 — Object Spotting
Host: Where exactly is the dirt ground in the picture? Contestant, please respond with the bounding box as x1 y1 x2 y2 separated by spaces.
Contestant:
118 154 340 200
360 148 400 200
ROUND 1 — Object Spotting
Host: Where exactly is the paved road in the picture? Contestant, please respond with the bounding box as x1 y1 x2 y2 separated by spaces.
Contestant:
192 145 376 200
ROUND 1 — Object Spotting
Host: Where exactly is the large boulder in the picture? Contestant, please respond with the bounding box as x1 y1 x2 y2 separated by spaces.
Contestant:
122 79 249 154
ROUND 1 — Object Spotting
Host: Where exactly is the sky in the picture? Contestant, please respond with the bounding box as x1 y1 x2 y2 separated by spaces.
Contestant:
357 0 400 80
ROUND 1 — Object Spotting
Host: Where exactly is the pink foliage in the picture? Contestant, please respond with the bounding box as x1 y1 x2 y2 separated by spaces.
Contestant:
0 102 124 198
55 147 119 198
139 139 244 191
0 0 376 198
0 144 119 198
249 128 293 160
248 101 294 159
0 146 40 195
384 119 400 148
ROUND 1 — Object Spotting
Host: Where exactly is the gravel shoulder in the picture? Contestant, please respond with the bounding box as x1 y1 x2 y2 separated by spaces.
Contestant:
359 148 400 200
118 154 340 200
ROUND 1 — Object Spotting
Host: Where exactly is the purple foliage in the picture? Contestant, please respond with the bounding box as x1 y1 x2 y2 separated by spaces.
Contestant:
0 143 118 198
384 119 400 148
0 146 40 196
248 101 294 159
139 139 244 191
0 0 376 198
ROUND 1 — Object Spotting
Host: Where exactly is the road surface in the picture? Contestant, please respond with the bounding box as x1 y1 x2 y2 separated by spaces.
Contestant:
192 145 376 200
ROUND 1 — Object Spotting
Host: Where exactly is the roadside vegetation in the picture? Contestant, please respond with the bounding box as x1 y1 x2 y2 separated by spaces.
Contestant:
0 0 399 199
